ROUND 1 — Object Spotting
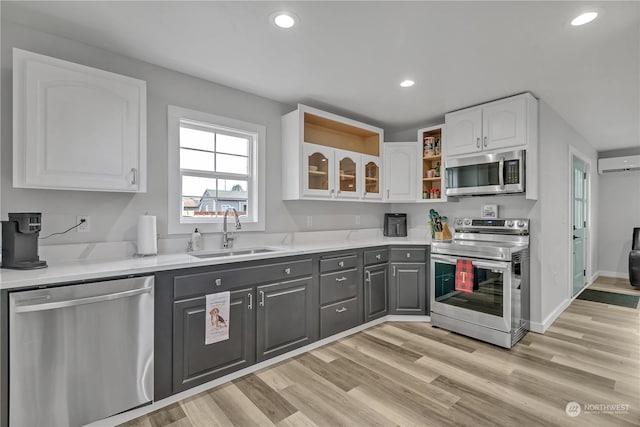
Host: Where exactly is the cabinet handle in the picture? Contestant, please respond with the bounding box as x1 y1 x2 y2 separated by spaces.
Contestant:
392 266 396 277
131 168 137 185
406 252 411 258
338 261 345 268
476 137 480 149
336 307 348 313
248 293 253 310
215 278 222 286
376 254 381 260
483 136 487 148
329 189 335 197
284 268 291 275
335 276 347 282
259 291 265 307
365 270 371 282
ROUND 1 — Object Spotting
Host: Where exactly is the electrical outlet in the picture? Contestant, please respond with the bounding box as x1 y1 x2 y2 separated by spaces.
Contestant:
355 215 361 225
306 216 312 227
76 216 89 232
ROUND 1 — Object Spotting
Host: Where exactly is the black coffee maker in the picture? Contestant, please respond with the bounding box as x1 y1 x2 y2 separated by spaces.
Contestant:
2 213 47 269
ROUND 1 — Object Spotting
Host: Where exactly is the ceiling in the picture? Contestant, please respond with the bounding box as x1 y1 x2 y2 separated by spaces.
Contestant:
3 1 639 150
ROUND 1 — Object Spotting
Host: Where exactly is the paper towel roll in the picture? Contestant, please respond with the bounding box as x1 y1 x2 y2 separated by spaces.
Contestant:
137 215 157 255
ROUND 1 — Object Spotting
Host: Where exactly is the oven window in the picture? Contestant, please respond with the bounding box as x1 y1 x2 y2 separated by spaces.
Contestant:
446 162 500 188
433 261 504 317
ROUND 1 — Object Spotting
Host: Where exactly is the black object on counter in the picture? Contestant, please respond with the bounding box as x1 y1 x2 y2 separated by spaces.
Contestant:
2 213 47 269
383 213 407 237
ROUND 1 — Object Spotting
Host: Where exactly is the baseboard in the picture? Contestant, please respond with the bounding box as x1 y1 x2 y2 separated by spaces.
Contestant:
597 270 630 280
88 314 427 427
529 298 571 334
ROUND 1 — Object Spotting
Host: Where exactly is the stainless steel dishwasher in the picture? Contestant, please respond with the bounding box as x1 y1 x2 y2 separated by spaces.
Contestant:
9 275 154 427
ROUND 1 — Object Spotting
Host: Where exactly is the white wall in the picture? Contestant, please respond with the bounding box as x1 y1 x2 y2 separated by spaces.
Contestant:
0 20 387 246
533 101 599 330
597 170 640 277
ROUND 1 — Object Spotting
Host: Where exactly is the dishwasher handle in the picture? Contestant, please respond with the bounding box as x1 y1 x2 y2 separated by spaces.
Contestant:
13 286 153 313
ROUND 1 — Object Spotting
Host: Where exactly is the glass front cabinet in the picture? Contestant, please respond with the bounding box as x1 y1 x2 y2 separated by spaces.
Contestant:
302 143 334 198
282 105 383 202
361 155 382 200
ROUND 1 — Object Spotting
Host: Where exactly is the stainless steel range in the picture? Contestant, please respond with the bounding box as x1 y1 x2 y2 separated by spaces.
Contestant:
430 218 530 348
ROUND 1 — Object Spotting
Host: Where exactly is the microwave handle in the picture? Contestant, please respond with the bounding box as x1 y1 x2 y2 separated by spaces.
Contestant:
499 157 505 189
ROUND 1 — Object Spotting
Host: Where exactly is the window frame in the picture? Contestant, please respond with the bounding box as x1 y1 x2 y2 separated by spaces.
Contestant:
167 105 265 234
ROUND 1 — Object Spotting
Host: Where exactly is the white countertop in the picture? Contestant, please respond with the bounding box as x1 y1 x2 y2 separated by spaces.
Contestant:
0 237 429 290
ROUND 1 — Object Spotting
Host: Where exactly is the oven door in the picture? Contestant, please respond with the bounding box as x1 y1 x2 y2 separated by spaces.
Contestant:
430 254 511 332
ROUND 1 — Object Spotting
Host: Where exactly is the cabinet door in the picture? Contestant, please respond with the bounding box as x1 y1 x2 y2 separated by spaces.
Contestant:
173 288 255 393
445 108 482 156
13 48 146 192
389 262 426 315
256 277 316 362
361 155 382 200
383 142 418 201
335 149 361 199
302 143 334 198
482 96 527 151
364 264 388 321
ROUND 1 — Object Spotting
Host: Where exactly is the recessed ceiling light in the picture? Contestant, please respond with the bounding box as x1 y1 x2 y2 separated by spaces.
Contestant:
571 11 598 26
272 12 297 29
400 80 415 88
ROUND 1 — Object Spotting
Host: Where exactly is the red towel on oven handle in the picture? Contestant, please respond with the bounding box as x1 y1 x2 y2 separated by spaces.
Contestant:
455 259 474 293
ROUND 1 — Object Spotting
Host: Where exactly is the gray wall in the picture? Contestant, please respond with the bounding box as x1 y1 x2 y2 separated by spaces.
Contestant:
597 170 640 277
0 20 387 245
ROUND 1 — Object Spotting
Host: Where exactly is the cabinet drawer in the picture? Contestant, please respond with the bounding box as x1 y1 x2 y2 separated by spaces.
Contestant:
320 254 357 273
390 248 426 263
320 297 360 338
174 259 313 300
364 248 388 265
320 268 358 305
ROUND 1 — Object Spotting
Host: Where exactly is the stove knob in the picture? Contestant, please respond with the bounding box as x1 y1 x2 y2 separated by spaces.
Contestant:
517 221 526 228
456 219 463 226
506 220 514 227
464 219 471 226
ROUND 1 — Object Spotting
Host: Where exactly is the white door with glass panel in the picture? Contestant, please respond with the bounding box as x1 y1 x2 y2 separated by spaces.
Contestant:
572 156 588 296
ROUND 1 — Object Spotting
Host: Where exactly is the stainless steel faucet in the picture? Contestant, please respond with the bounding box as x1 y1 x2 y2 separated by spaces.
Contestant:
223 208 241 249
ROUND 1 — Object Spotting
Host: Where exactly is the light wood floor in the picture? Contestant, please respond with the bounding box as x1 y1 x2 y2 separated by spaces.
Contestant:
588 275 640 297
124 277 640 427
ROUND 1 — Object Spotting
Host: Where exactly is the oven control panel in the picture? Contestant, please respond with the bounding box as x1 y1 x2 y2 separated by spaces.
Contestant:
454 218 529 234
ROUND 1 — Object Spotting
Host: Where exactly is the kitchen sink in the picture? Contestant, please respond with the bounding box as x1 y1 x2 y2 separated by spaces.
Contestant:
190 247 281 259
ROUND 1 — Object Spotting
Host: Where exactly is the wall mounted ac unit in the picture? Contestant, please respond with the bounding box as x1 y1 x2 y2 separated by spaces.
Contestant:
598 155 640 174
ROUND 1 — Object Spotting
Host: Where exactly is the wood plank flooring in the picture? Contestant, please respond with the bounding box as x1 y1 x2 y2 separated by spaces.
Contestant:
123 277 640 427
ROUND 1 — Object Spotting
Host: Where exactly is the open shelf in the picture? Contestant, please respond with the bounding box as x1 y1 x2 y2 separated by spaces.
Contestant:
309 170 328 176
420 125 444 201
304 113 380 156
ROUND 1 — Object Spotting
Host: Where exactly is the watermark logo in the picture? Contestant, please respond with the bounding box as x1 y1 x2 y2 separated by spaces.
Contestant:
565 401 630 417
566 401 581 417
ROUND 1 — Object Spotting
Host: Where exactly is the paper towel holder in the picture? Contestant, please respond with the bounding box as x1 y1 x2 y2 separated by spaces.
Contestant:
136 213 158 257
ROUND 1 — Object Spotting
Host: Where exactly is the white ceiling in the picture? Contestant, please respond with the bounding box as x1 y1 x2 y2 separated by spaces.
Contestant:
3 1 639 150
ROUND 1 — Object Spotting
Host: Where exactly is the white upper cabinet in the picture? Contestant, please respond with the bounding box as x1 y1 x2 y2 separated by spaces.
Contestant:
444 93 536 157
13 49 147 192
281 104 383 202
444 109 482 156
383 142 418 202
482 96 527 151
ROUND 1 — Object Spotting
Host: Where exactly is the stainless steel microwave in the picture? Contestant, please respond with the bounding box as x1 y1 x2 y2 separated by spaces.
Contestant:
445 149 525 197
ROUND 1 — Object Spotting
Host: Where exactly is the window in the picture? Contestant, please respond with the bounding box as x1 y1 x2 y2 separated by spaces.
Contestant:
168 106 265 234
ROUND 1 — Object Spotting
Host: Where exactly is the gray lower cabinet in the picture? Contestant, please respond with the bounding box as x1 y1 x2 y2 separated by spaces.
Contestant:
364 263 388 321
173 287 255 393
389 262 426 314
256 276 316 362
